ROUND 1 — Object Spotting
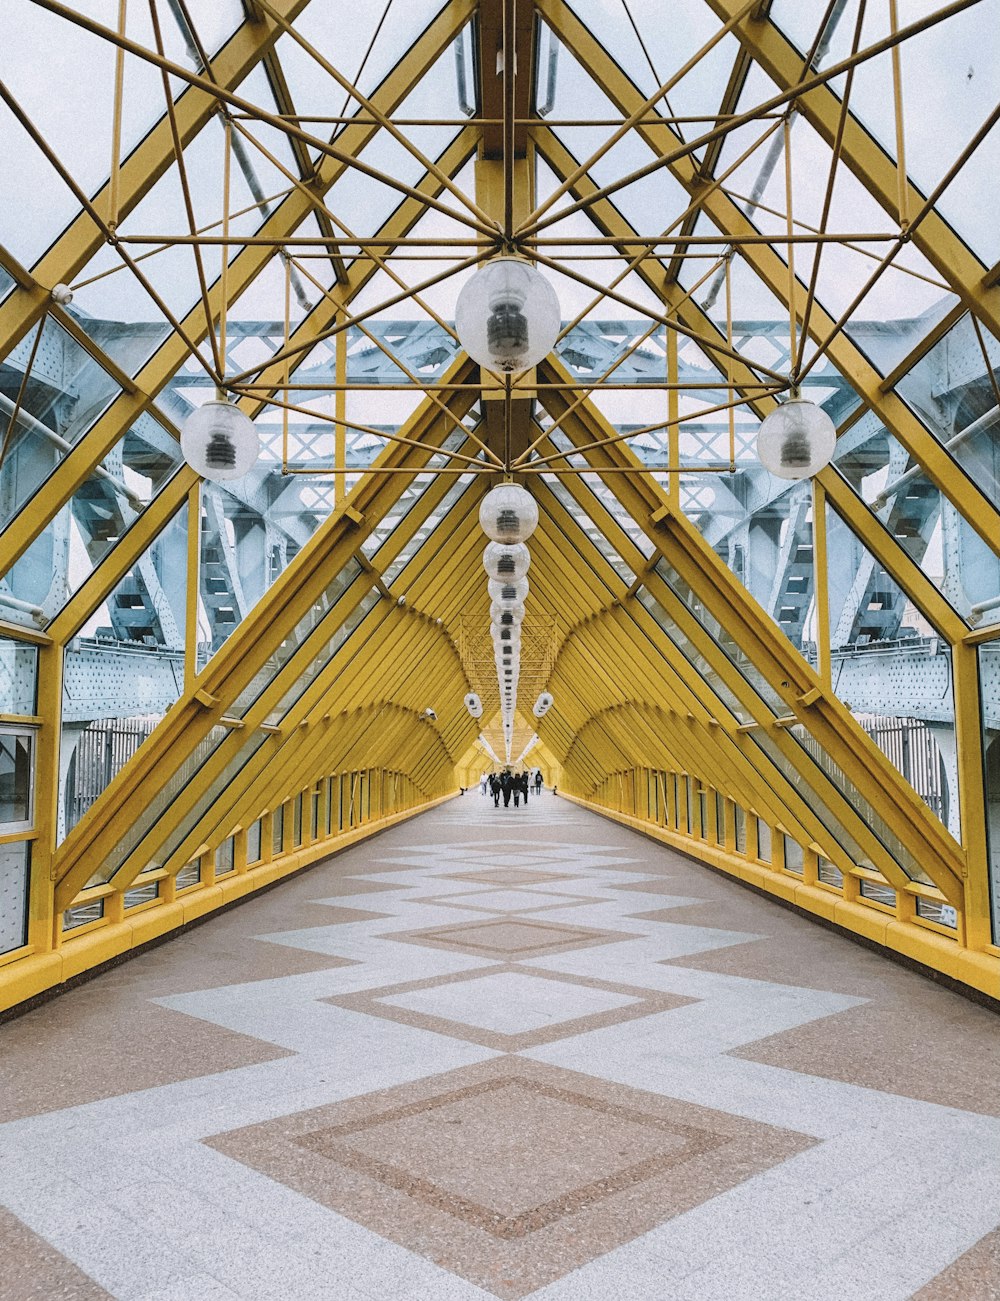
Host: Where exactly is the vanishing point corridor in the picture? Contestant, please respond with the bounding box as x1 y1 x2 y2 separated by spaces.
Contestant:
1 794 999 1301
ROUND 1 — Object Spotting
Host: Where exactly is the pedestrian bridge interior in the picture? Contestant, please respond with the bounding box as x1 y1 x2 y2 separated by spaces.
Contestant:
1 0 1000 1296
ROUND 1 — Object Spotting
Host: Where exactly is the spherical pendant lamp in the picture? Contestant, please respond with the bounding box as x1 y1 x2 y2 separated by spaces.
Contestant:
488 577 529 605
483 541 530 582
490 600 525 625
456 257 560 375
756 396 836 480
479 483 538 544
181 399 259 481
533 691 554 718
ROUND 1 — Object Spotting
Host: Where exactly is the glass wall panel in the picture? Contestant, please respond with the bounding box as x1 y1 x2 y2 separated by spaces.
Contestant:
980 643 1000 942
826 502 960 840
230 557 363 718
734 804 747 854
214 836 235 877
896 314 1000 514
0 640 37 715
652 558 789 715
0 841 29 955
784 836 804 875
0 730 33 828
832 417 1000 624
638 570 921 877
106 567 376 879
0 318 123 617
61 507 187 845
247 818 262 864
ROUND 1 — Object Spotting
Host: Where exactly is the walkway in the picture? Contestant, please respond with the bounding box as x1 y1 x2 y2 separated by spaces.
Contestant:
1 794 999 1300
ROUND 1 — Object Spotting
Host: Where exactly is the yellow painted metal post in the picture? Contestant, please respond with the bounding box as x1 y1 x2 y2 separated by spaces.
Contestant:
812 479 831 688
27 642 62 953
667 326 679 505
335 316 347 503
185 483 200 689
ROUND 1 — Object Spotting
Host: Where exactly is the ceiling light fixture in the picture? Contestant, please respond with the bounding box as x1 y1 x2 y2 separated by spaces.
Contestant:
455 257 560 375
756 393 836 481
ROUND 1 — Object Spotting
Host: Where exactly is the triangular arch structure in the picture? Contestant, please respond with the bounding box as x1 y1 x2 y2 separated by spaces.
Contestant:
1 0 999 1008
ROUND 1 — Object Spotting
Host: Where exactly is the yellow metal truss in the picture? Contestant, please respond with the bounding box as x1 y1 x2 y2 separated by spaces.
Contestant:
0 0 998 1012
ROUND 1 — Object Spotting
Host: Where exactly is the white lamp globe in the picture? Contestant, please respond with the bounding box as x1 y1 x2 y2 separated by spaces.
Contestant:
181 400 259 481
488 577 529 604
483 541 530 582
756 397 836 480
490 600 525 625
533 691 554 717
479 483 538 543
455 257 560 375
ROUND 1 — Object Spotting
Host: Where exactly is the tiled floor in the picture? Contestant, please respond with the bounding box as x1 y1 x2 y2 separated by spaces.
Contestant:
1 794 1000 1299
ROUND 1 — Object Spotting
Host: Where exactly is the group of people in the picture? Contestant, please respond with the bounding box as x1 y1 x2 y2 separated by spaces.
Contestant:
482 768 543 808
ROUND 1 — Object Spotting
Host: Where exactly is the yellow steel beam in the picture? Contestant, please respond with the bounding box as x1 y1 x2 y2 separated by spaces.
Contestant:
53 360 478 909
530 474 864 858
26 129 480 651
533 2 1000 555
0 54 478 581
536 362 966 901
0 0 312 354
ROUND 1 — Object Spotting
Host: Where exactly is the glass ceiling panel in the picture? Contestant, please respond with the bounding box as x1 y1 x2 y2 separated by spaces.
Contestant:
620 1 740 124
66 68 297 376
713 62 957 346
280 1 451 118
0 94 84 268
319 44 464 245
0 0 248 272
771 0 1000 264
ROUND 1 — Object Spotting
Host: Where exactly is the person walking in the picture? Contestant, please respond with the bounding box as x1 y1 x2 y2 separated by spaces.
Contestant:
500 770 513 808
489 773 501 807
534 769 542 796
512 771 521 808
520 771 529 805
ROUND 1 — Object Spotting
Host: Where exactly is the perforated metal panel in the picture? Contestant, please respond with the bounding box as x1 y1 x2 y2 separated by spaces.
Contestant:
0 842 27 954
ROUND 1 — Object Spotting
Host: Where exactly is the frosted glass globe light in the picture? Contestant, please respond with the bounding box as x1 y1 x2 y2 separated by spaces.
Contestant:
483 541 530 582
181 400 259 482
455 257 560 374
756 397 836 480
479 483 539 544
488 577 529 604
490 600 525 624
533 691 554 718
